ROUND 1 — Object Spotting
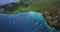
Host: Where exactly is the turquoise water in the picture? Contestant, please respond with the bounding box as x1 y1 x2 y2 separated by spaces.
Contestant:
0 12 53 32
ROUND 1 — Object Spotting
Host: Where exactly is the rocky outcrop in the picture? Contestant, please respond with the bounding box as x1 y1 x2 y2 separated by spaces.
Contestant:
43 9 60 30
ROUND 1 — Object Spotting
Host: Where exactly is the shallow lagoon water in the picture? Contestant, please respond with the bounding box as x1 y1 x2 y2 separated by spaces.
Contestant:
0 12 52 32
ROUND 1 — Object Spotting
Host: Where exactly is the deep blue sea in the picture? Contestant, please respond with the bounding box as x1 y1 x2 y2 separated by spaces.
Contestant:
0 12 52 32
0 0 20 5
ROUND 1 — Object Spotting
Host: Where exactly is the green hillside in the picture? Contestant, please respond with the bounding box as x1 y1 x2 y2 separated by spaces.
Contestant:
18 0 60 12
2 0 60 13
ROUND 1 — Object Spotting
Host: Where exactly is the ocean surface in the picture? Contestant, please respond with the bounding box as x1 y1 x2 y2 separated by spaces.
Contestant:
0 12 53 32
0 0 20 5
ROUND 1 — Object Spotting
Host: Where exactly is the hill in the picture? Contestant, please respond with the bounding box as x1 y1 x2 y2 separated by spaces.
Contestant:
0 0 60 13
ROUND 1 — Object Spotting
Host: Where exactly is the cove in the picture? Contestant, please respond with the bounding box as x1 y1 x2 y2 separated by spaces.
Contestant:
0 12 52 32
